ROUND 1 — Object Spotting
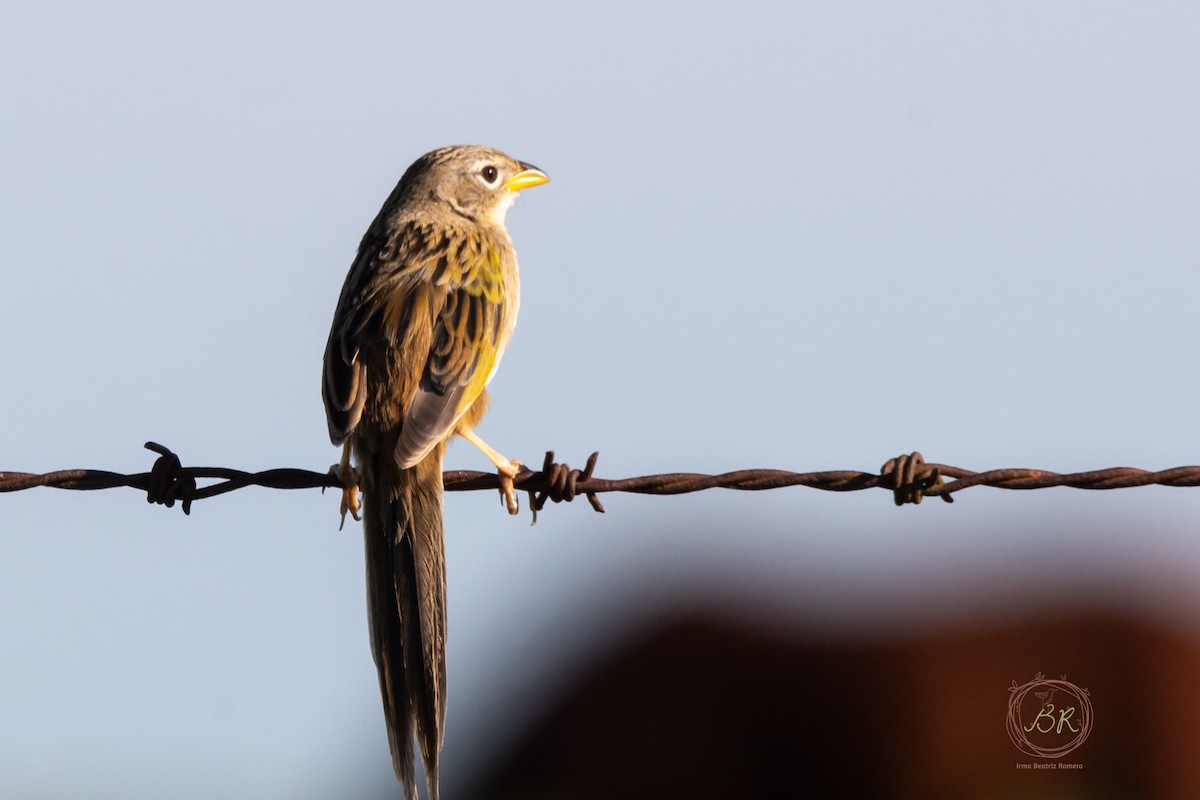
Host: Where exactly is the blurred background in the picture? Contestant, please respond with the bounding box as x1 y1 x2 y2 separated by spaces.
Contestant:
2 2 1199 798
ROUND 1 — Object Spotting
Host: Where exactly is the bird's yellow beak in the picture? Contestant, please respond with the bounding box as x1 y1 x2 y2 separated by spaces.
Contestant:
506 166 549 192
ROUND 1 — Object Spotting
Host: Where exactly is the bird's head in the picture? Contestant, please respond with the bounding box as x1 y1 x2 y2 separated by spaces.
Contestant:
404 145 549 227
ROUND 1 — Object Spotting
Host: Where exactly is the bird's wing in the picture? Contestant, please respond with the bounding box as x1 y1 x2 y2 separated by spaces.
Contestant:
323 219 441 444
323 220 506 460
395 240 507 467
322 326 367 445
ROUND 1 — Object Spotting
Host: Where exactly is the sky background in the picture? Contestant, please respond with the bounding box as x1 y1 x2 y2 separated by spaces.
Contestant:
2 2 1199 798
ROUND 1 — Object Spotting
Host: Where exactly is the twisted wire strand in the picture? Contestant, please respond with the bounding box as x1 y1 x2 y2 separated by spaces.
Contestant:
2 442 1199 516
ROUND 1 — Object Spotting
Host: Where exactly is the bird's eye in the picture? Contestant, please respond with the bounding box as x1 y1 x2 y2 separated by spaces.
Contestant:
480 165 498 184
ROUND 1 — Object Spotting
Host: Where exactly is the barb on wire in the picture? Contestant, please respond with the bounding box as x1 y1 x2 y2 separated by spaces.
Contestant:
2 443 1200 520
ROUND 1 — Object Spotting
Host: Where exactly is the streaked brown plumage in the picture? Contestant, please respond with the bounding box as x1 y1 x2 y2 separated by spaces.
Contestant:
321 145 547 798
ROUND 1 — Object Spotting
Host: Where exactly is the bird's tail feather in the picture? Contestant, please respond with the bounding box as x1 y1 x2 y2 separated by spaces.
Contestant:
363 443 447 800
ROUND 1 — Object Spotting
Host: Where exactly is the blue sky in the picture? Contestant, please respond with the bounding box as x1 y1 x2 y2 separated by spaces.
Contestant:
2 3 1199 797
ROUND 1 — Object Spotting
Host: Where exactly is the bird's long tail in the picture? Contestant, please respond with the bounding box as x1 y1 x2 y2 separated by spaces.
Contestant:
362 442 447 800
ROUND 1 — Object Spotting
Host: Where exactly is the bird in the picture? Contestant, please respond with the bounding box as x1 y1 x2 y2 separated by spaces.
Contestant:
321 145 548 798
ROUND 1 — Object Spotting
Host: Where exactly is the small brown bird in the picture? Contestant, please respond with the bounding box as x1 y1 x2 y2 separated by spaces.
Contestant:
322 145 548 798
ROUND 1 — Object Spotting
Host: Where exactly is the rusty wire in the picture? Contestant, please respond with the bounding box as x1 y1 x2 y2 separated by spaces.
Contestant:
3 442 1200 518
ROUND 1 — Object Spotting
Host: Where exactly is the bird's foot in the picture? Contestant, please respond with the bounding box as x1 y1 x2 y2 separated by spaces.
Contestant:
457 426 523 516
333 460 361 530
496 459 522 516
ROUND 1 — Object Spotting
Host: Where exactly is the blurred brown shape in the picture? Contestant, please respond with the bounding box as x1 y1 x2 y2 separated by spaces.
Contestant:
468 612 1200 799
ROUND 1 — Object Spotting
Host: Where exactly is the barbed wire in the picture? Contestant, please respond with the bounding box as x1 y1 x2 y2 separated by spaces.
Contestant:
3 442 1200 521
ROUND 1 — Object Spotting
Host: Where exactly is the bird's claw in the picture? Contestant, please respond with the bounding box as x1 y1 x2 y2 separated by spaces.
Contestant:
497 459 522 516
333 461 361 530
340 487 361 529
